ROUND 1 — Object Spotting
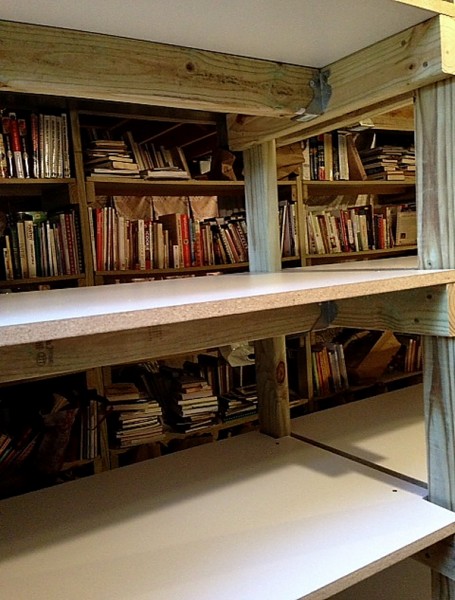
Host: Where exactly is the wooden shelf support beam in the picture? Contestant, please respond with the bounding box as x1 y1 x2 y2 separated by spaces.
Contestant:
229 14 455 149
243 141 290 437
417 76 455 597
329 284 455 336
415 537 455 582
0 19 318 119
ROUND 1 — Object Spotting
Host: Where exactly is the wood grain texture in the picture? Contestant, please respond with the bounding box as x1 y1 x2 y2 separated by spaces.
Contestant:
0 305 322 383
244 140 290 435
229 16 454 149
275 94 415 149
417 77 455 596
0 19 316 118
243 141 281 272
331 284 455 336
255 337 290 437
394 0 455 16
416 79 455 270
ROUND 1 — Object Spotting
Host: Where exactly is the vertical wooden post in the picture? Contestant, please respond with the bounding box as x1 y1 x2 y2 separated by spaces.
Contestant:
416 77 455 597
243 141 290 437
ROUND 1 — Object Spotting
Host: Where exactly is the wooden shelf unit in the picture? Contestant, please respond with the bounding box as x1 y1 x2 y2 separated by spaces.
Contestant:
2 9 455 600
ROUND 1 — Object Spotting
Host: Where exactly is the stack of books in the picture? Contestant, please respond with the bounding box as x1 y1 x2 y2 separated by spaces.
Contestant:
359 145 413 181
85 139 140 177
164 371 219 433
105 382 164 448
218 384 258 422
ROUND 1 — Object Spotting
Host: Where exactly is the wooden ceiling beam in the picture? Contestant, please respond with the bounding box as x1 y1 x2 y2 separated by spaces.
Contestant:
0 19 317 119
229 15 455 149
393 0 455 18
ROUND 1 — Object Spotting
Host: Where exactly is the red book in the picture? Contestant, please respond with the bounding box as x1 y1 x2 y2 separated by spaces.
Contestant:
180 213 192 267
7 114 25 178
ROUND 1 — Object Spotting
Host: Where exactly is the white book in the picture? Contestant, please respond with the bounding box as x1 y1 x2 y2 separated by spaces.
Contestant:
137 218 146 270
61 113 71 178
337 132 350 180
24 219 36 277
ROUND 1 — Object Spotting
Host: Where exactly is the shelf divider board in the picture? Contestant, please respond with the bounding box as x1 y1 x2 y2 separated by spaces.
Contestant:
1 431 455 600
291 384 426 487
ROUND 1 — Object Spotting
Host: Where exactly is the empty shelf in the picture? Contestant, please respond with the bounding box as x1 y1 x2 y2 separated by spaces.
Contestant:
292 384 426 486
1 431 453 600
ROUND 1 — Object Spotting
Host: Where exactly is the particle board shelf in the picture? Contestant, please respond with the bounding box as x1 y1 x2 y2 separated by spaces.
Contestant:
0 258 452 346
1 431 454 600
292 384 426 487
1 259 454 382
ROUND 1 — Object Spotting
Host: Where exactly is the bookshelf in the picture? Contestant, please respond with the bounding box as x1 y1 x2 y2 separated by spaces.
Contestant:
290 124 419 404
0 96 301 471
1 271 455 598
1 8 455 599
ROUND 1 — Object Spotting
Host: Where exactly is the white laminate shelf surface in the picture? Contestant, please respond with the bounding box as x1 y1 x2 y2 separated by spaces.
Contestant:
1 432 454 600
292 384 426 487
0 258 454 347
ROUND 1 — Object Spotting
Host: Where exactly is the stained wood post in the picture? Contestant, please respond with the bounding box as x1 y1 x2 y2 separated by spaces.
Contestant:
243 140 290 437
416 77 455 596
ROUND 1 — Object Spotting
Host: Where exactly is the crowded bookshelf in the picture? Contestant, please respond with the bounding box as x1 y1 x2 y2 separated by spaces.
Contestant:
2 5 455 599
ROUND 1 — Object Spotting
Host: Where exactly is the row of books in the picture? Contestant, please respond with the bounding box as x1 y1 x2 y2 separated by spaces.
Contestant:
0 207 83 281
88 206 250 271
0 428 39 477
301 131 351 181
301 130 416 183
399 335 423 374
305 203 417 255
1 111 71 179
311 342 349 398
0 388 102 484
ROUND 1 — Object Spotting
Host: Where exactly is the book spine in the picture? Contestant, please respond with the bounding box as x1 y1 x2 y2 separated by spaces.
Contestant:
61 113 71 178
144 219 151 269
24 219 37 277
95 208 103 271
7 114 25 178
3 235 14 280
17 117 31 178
180 213 192 268
43 115 51 178
30 113 40 178
57 213 70 274
55 115 64 178
137 218 146 270
0 133 8 178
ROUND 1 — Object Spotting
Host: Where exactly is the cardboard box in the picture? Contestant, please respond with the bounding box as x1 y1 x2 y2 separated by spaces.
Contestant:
345 330 401 383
